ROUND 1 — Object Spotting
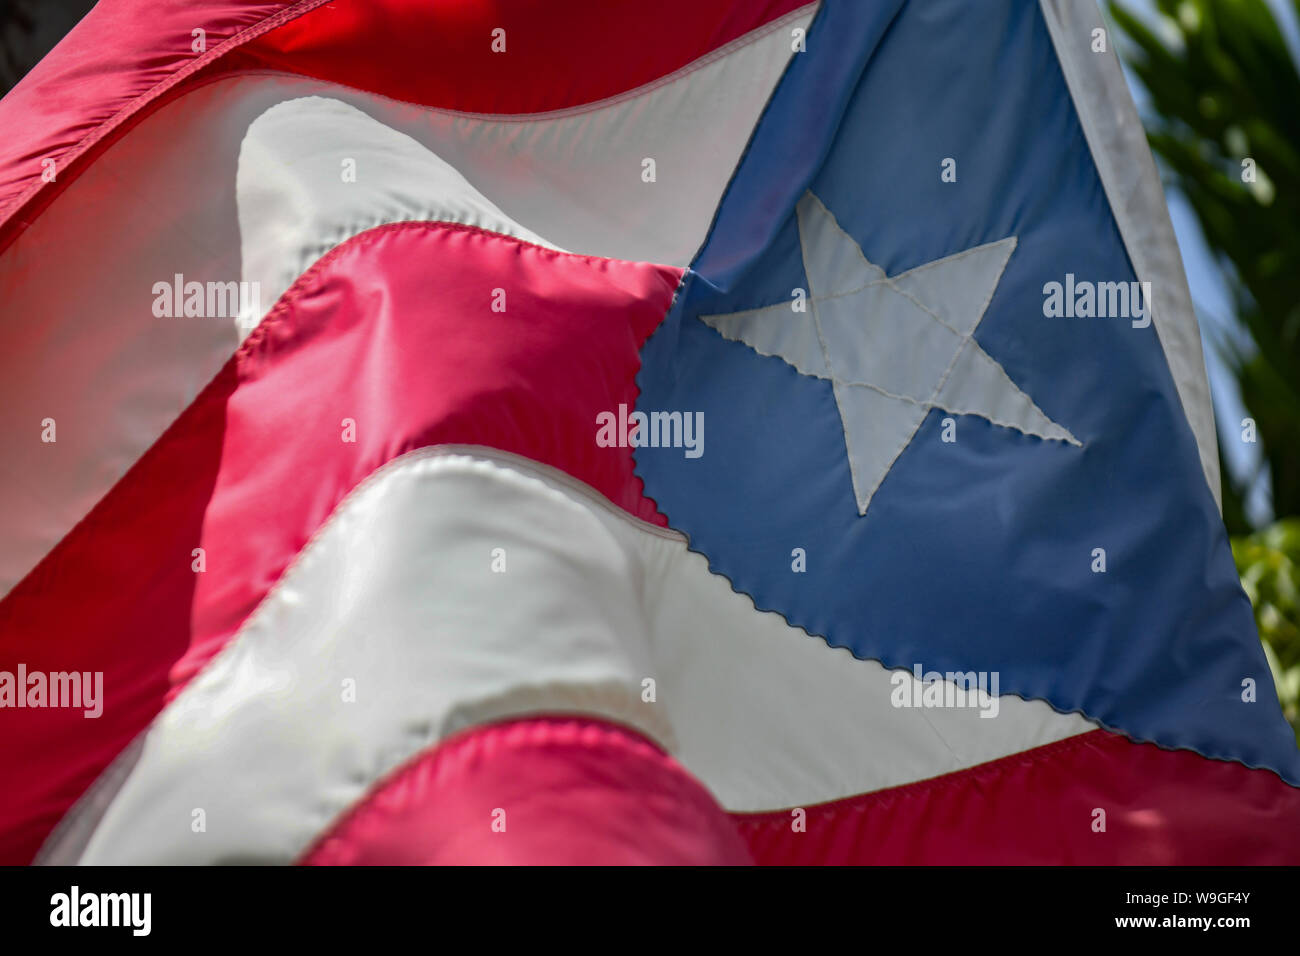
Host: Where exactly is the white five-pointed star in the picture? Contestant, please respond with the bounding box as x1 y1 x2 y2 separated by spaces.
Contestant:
701 191 1079 515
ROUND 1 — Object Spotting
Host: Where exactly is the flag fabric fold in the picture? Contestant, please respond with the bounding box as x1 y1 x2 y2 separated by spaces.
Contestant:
1 0 1297 865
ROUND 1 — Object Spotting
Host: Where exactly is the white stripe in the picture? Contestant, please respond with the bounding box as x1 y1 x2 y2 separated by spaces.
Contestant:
1040 0 1221 508
0 9 811 599
238 7 814 278
52 449 1092 864
235 95 564 337
64 451 674 864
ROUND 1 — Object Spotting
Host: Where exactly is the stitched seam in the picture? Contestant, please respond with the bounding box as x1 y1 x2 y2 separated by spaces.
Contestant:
913 704 966 771
918 234 1011 407
424 4 819 123
889 235 1022 282
169 446 689 706
700 299 802 324
172 450 678 715
299 715 678 864
798 194 937 500
163 451 678 861
798 195 868 512
837 381 1084 439
0 220 676 627
804 191 969 338
844 224 1082 451
731 728 1109 827
0 2 815 255
229 5 818 126
241 219 667 358
707 315 1054 440
700 236 1026 330
879 276 965 338
702 314 827 381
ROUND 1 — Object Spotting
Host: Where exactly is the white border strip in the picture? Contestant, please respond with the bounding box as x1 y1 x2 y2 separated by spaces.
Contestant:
1040 0 1221 508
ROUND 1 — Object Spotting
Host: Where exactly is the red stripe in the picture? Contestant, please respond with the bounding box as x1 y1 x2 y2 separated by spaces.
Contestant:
735 729 1300 864
300 716 752 866
0 223 678 863
0 0 810 249
305 725 1300 865
0 1 327 248
239 0 814 115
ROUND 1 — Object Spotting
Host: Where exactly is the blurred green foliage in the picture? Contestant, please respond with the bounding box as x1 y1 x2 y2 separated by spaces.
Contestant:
1111 0 1300 529
1111 0 1300 740
1232 520 1300 741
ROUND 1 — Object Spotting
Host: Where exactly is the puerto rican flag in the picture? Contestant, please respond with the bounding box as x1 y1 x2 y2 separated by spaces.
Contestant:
1 0 1297 865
